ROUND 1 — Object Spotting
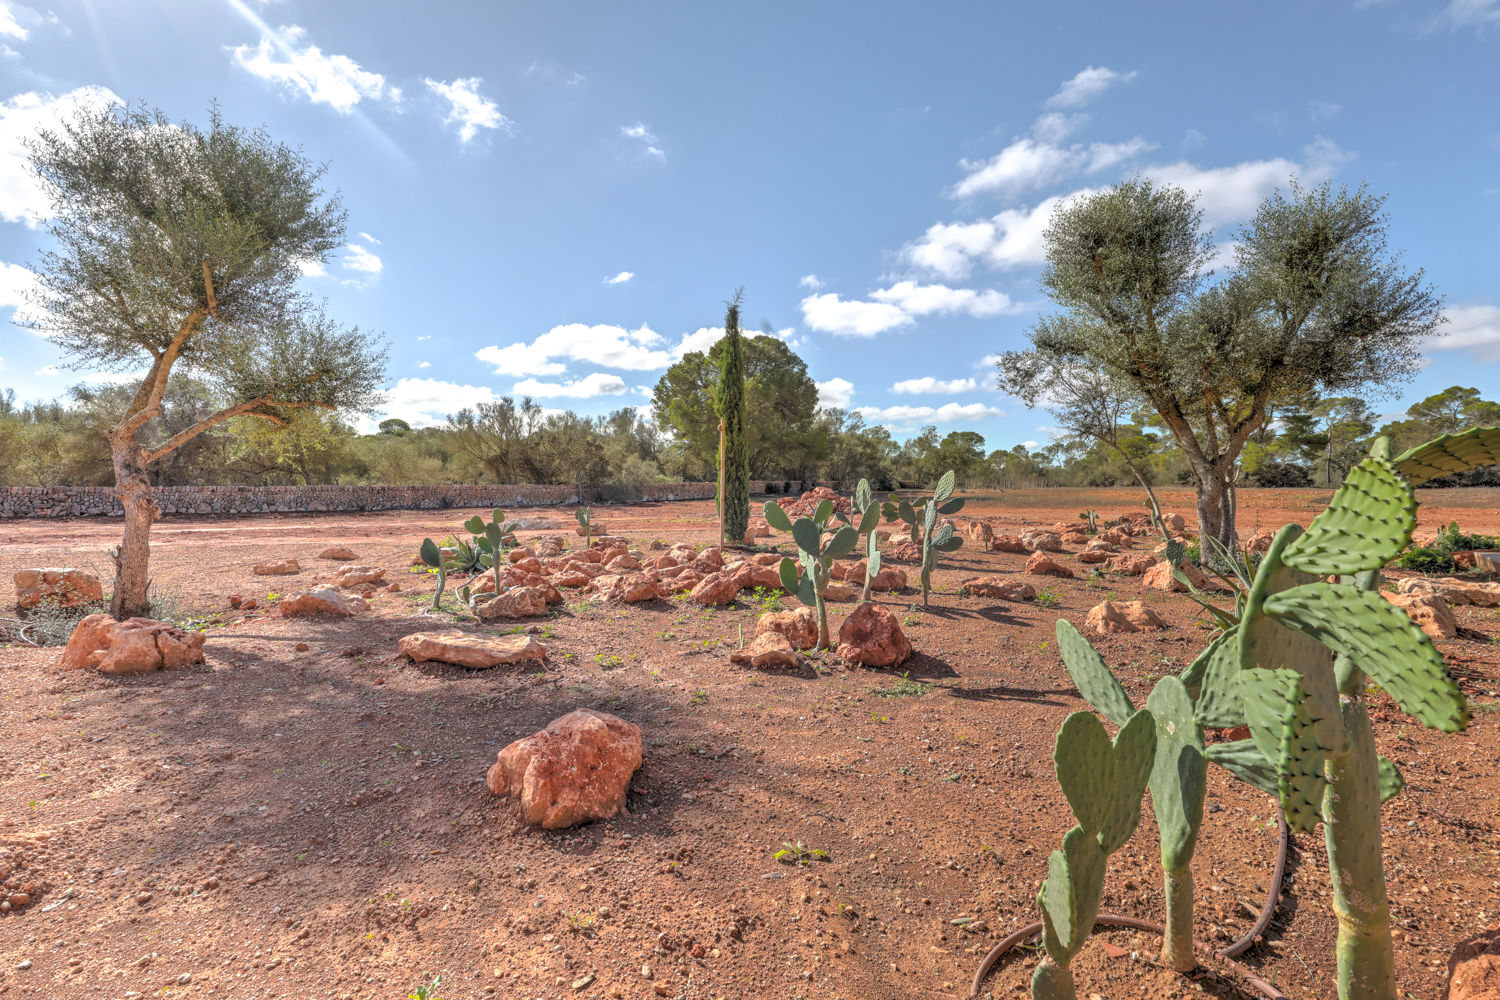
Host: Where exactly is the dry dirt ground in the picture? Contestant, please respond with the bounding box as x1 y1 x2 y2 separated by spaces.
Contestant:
0 486 1497 1000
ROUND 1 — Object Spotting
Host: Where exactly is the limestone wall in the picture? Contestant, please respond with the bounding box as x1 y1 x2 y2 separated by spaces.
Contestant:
0 480 810 518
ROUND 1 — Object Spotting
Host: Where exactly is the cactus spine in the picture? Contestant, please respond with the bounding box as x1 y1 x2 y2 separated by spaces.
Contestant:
881 470 964 607
764 497 859 649
1032 710 1156 1000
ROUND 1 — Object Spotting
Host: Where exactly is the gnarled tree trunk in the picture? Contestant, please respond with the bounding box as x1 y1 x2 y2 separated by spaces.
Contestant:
108 431 158 619
1191 461 1239 567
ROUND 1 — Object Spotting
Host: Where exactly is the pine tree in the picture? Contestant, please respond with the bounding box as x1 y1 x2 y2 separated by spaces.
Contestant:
715 290 750 545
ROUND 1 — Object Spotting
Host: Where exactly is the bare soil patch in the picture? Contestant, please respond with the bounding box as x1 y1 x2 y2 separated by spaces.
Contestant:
1 489 1497 999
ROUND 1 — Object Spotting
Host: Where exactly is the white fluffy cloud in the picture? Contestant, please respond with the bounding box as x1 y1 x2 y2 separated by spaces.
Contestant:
1046 66 1137 109
377 377 499 428
908 141 1348 280
425 77 512 142
802 281 1019 336
952 135 1154 199
1432 303 1500 361
671 325 796 359
476 323 670 376
342 243 382 274
0 86 121 227
855 402 1006 430
0 259 40 328
512 373 629 398
621 122 665 162
230 25 398 112
890 376 978 395
605 271 634 285
0 4 25 39
800 293 914 336
869 281 1018 318
816 377 854 409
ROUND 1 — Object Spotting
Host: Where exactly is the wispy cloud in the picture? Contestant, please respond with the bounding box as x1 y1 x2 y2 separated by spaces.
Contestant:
605 271 634 285
621 121 666 162
799 273 825 290
512 373 629 398
425 77 512 142
801 281 1021 336
855 402 1006 429
1045 66 1137 109
0 87 121 227
343 242 383 274
229 24 398 112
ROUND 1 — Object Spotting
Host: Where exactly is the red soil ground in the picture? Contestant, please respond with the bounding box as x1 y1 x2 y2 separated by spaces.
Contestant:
0 486 1496 999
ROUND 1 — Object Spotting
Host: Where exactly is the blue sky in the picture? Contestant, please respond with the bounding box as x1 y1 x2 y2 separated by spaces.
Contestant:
0 0 1497 449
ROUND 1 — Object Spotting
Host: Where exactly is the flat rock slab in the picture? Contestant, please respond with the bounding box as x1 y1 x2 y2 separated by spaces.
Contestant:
399 630 547 669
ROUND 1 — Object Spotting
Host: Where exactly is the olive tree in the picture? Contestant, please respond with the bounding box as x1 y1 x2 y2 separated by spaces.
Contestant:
26 102 385 618
997 179 1441 555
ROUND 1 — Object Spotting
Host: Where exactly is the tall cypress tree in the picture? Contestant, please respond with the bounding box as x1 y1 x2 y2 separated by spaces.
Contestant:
715 289 750 544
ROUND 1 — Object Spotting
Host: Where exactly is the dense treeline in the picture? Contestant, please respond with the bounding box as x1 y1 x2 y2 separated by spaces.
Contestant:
2 377 1494 492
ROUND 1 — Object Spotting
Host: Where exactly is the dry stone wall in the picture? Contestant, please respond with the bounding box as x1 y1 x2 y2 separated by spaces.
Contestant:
1 481 809 519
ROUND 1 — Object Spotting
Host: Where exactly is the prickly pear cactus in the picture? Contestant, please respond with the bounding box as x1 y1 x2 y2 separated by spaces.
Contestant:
1392 425 1500 486
1032 710 1155 998
844 478 884 602
881 470 963 607
418 537 448 611
1145 677 1206 971
765 497 859 649
1282 454 1416 575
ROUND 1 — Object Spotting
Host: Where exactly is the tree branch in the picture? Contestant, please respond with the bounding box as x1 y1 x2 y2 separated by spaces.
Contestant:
143 399 323 466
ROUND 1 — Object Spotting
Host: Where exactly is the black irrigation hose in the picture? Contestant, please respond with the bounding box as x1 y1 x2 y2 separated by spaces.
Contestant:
968 812 1292 999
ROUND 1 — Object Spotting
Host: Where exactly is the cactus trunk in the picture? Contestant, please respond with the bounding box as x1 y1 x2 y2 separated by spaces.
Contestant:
1161 867 1195 972
1324 663 1398 1000
817 594 830 650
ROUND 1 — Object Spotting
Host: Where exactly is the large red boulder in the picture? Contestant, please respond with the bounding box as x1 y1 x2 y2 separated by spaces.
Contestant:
60 615 206 674
1025 552 1075 578
963 577 1036 601
399 630 547 669
1085 600 1167 635
278 584 368 617
729 631 802 669
991 534 1029 554
486 709 642 829
757 607 819 649
475 587 549 620
836 603 912 668
690 571 741 606
14 568 103 610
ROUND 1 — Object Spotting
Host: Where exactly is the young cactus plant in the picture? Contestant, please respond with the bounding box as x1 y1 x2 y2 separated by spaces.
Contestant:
1032 709 1156 1000
1055 618 1216 972
576 504 592 547
763 496 859 649
465 508 517 598
841 478 883 603
418 538 448 611
881 469 964 607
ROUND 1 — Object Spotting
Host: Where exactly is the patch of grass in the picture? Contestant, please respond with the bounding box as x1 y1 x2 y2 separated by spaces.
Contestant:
689 689 710 705
751 586 783 616
408 976 445 1000
870 672 929 698
1035 587 1063 608
593 653 625 670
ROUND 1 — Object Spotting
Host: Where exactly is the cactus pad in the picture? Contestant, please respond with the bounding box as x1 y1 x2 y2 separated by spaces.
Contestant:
1393 426 1500 486
1264 583 1469 732
1282 455 1417 575
1055 619 1133 727
1191 627 1246 729
1145 677 1206 872
1037 824 1107 962
1240 668 1326 833
1030 959 1078 1000
1053 710 1156 850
